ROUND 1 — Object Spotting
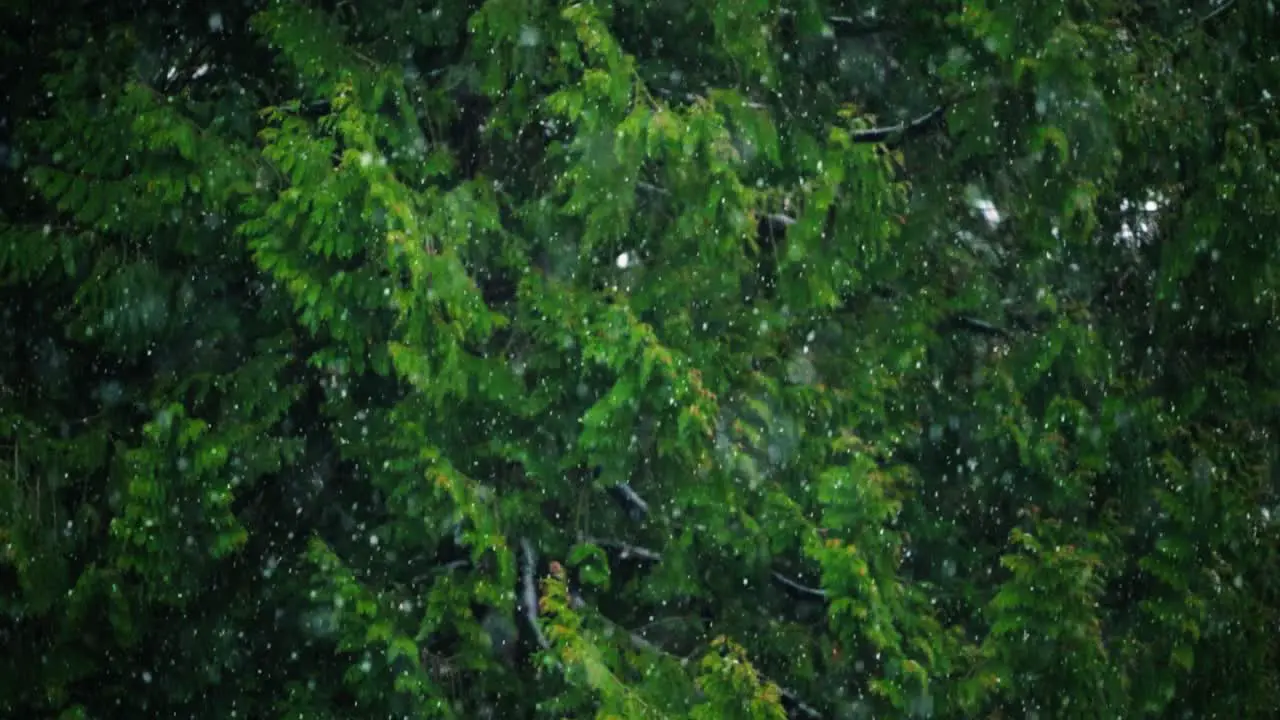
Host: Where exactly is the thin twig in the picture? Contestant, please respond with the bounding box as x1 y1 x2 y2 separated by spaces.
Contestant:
1199 0 1237 25
947 315 1014 340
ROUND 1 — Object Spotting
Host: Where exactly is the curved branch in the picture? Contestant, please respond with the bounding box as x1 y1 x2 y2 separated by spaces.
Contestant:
851 105 947 145
770 571 828 602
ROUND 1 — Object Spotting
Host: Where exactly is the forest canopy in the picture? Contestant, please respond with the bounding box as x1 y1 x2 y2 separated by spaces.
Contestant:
1 0 1278 718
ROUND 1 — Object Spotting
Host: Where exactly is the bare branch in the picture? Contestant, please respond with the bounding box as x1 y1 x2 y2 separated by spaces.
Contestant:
583 536 664 563
607 482 650 521
519 538 551 651
759 211 798 231
851 105 947 145
775 8 896 39
405 559 470 587
946 315 1014 340
824 14 896 39
771 571 829 602
636 180 669 197
441 558 471 572
778 686 824 720
1199 0 1237 25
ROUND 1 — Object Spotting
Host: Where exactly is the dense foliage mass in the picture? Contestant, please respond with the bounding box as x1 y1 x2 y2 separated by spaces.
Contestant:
2 0 1278 717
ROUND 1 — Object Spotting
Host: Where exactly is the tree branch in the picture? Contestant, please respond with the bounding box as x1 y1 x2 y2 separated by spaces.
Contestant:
944 314 1014 340
775 8 897 39
577 471 830 716
606 482 650 521
1199 0 1237 26
405 559 470 587
851 105 947 145
582 536 663 563
770 571 828 602
759 211 798 231
778 686 824 720
570 589 822 719
583 537 828 604
637 181 797 230
825 15 897 39
519 538 551 651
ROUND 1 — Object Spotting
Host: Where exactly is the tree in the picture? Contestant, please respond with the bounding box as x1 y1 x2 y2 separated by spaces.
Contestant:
2 0 1277 717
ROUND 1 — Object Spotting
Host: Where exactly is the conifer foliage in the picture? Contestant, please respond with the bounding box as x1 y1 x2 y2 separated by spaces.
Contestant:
2 0 1278 717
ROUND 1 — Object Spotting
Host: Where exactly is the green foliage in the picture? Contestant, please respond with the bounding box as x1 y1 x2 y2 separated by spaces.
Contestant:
2 0 1277 718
